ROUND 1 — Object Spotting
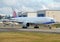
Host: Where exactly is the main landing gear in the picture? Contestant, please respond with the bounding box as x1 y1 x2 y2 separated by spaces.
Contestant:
34 25 39 29
48 25 52 29
22 26 27 29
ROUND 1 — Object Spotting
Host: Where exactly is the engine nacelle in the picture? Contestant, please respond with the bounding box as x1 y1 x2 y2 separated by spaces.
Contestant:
23 23 30 27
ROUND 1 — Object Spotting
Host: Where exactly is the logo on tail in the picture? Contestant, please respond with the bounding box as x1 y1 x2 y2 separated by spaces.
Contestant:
12 8 17 18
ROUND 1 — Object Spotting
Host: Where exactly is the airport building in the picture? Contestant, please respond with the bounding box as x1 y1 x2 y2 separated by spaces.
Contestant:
37 10 46 17
18 11 37 17
18 10 45 17
46 10 60 22
18 10 60 22
25 12 37 17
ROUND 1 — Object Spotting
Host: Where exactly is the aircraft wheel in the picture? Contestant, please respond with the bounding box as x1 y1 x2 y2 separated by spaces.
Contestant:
49 26 52 29
22 26 27 29
34 25 39 29
48 25 52 29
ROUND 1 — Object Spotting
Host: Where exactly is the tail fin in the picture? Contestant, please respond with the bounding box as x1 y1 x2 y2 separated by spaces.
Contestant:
13 10 17 18
12 8 17 18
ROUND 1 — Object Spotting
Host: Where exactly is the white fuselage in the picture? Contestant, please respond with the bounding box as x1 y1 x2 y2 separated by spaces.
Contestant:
10 17 55 24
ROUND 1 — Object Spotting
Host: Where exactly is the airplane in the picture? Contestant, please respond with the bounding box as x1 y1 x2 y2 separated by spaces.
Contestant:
10 17 56 29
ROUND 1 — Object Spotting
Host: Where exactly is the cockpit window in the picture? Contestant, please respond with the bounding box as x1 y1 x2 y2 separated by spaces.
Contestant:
51 19 54 22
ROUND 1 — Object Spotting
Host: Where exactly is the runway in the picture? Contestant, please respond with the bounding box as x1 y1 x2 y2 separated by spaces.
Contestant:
0 28 60 34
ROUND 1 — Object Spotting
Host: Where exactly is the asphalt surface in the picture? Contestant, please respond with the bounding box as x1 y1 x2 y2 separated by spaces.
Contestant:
0 28 60 34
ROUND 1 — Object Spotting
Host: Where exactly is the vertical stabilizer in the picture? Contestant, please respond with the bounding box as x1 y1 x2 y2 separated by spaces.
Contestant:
12 8 17 18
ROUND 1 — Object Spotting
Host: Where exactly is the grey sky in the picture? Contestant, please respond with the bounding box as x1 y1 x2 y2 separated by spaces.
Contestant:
0 0 60 15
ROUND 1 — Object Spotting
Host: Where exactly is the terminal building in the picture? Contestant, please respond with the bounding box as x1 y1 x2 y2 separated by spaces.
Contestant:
18 10 60 22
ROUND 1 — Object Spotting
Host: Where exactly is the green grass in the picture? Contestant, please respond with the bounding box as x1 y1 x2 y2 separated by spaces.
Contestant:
0 32 60 42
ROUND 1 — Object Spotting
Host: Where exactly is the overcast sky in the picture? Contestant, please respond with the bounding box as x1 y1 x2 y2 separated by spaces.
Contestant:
0 0 60 15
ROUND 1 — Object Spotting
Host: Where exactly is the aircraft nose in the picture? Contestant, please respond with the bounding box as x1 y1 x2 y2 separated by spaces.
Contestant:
51 19 56 23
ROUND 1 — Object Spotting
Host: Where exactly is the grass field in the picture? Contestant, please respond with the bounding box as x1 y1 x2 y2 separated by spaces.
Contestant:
0 32 60 42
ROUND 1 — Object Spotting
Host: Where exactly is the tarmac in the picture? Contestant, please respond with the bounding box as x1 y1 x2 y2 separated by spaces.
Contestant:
0 28 60 34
